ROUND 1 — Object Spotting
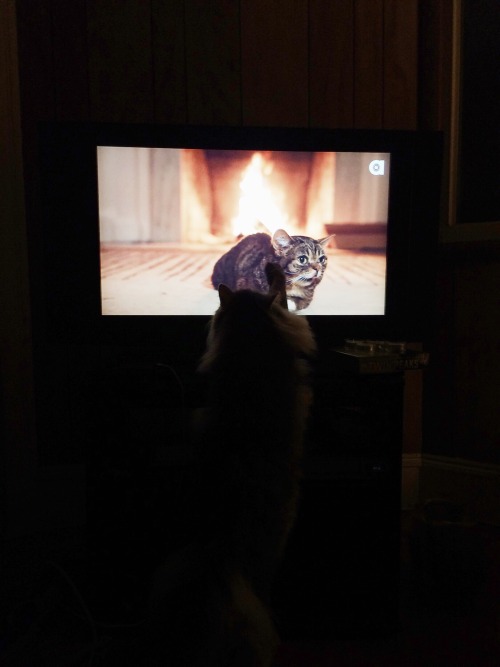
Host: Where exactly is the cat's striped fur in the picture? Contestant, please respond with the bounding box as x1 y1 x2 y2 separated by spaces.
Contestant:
212 229 331 311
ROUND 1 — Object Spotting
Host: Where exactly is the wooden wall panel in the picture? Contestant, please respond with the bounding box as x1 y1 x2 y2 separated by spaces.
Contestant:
151 0 187 124
353 0 384 128
86 0 154 122
16 0 56 126
383 0 418 129
51 0 90 121
426 245 500 466
424 253 457 457
15 0 427 131
309 0 354 128
15 0 56 287
241 0 308 127
418 0 454 131
184 0 241 125
450 249 500 464
16 1 89 472
0 0 38 535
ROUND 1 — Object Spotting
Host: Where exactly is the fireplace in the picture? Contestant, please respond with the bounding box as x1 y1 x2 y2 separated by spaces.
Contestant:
169 148 335 244
98 147 388 248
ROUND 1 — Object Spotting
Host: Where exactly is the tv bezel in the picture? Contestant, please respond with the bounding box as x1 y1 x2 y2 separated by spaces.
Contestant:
38 122 442 357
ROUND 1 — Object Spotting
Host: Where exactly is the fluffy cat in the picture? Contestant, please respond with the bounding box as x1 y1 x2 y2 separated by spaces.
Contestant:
211 229 331 311
145 263 316 667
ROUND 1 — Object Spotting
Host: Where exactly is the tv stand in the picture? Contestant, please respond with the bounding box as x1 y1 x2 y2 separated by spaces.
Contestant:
86 342 423 638
273 343 425 639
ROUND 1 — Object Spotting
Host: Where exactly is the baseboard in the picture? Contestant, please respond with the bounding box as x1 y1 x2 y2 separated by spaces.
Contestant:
402 453 500 525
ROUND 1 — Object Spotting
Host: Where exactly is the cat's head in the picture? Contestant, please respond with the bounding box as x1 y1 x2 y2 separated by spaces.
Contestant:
271 229 332 289
200 263 316 372
215 262 287 314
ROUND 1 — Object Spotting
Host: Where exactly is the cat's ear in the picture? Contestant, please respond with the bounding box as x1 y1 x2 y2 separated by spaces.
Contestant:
259 291 285 312
218 284 234 308
319 234 334 247
271 229 293 252
270 291 288 310
265 262 288 310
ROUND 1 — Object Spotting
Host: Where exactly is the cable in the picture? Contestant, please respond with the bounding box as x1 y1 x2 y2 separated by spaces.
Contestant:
46 560 99 667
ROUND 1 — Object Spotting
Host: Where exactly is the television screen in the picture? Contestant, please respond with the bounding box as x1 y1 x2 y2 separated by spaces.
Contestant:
38 123 442 348
97 146 390 316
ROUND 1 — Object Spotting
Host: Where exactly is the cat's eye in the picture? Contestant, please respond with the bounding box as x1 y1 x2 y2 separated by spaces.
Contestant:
298 255 308 265
319 255 327 264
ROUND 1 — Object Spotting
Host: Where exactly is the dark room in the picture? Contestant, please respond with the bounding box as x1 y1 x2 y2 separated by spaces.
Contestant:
1 1 499 665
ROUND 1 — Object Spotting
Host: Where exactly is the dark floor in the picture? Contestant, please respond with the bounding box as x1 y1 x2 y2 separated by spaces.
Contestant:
276 513 500 666
1 512 499 666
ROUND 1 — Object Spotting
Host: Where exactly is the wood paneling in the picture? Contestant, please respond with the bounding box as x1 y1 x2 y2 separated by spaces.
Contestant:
185 0 241 125
353 0 384 128
418 2 500 465
453 249 500 463
418 0 454 131
0 0 37 536
151 0 187 124
309 0 354 128
427 245 500 465
16 0 55 124
51 0 90 121
15 0 56 298
87 0 154 122
14 0 426 129
383 0 418 129
241 0 309 127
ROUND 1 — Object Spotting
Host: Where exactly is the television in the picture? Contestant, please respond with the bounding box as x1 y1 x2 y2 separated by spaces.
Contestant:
38 122 442 359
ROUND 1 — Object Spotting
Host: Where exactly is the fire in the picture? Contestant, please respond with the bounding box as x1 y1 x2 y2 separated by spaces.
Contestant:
231 152 290 237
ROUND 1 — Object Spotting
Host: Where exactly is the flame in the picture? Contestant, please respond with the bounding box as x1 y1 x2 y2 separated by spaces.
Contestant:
231 152 289 237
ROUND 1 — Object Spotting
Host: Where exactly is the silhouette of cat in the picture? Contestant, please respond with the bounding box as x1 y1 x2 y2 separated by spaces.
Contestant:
144 263 316 666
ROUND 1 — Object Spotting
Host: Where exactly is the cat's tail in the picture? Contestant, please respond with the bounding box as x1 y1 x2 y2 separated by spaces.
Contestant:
213 570 279 667
145 542 279 666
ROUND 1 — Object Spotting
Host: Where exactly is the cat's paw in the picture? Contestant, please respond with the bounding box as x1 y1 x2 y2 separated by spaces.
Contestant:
287 299 297 311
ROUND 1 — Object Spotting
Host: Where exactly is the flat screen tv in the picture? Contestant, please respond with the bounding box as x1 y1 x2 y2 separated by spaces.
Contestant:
38 123 442 357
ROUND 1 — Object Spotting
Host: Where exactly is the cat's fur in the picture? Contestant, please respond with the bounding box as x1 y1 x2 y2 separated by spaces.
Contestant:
145 264 316 667
211 229 331 311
